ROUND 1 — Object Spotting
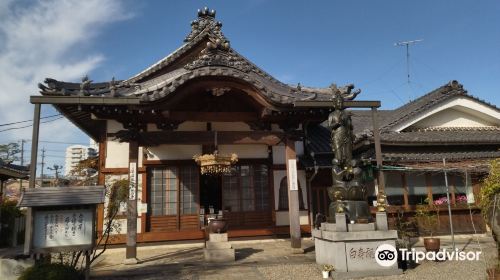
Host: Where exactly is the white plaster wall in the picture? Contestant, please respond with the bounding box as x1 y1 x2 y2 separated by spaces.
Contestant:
107 120 124 133
212 122 251 131
272 142 304 164
148 145 202 160
295 141 304 157
218 144 268 158
146 123 161 132
272 145 286 164
411 108 495 128
275 211 310 226
105 139 129 168
103 174 143 235
396 97 500 131
273 170 308 210
110 218 142 235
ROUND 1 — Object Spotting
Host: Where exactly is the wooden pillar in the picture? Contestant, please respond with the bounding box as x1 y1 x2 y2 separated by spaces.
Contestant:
285 137 301 249
401 173 409 209
125 140 139 262
24 103 41 255
425 173 433 205
371 107 385 193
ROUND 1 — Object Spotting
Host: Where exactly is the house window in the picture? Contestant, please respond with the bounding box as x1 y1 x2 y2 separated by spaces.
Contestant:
407 172 428 205
385 172 404 206
149 166 199 216
222 164 269 212
278 177 305 210
180 166 199 215
150 167 178 216
431 172 448 204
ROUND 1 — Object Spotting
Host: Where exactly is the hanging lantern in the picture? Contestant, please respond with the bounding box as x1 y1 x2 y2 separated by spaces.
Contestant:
193 150 238 175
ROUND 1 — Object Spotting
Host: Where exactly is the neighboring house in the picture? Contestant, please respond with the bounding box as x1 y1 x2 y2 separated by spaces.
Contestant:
305 80 500 234
64 144 98 177
0 159 29 201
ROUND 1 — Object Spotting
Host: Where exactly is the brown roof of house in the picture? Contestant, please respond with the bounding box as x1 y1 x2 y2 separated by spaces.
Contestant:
0 159 29 180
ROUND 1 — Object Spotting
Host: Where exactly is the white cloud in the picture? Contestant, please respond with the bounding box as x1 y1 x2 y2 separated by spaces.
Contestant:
0 0 130 144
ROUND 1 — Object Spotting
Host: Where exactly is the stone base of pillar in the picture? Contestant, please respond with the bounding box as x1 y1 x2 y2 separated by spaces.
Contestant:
123 257 138 265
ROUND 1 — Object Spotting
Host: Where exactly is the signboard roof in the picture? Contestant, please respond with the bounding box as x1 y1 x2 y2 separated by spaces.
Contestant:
18 186 105 207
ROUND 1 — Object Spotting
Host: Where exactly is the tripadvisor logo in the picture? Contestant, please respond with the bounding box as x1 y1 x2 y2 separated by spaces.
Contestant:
375 243 482 267
375 244 398 267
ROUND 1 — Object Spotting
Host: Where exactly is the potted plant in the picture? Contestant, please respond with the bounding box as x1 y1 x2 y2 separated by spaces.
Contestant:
321 264 334 279
415 198 440 252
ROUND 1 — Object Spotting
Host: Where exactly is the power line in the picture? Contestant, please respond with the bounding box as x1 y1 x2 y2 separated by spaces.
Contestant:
0 114 61 127
0 117 64 133
39 140 89 145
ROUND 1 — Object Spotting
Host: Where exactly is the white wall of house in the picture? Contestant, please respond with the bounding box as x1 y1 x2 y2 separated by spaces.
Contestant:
397 97 500 131
410 107 496 128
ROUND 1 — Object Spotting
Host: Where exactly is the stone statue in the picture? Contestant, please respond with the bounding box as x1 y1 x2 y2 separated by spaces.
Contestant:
328 91 353 168
326 84 370 223
79 75 92 96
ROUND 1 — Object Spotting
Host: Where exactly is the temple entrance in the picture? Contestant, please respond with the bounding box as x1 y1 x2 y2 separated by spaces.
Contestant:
199 175 222 215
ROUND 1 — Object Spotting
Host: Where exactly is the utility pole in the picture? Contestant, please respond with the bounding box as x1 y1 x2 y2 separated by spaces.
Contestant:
40 148 46 187
395 39 423 101
19 139 26 191
47 164 62 186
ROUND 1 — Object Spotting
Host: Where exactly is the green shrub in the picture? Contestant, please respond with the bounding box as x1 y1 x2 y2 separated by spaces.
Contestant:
0 199 22 247
18 263 83 280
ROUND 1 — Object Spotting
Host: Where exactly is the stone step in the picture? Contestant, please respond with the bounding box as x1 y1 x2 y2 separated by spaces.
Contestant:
204 248 235 262
206 241 232 249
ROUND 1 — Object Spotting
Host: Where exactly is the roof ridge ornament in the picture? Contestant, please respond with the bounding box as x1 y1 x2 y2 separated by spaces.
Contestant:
184 7 227 43
329 83 361 102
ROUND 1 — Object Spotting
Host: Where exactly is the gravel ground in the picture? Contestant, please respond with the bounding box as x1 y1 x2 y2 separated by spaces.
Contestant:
258 246 496 280
92 238 498 280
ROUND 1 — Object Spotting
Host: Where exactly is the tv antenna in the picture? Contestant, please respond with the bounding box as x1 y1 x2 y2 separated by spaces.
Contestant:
395 39 423 100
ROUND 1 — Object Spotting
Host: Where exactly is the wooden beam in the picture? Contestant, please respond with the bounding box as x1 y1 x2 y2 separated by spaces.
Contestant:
24 103 41 255
30 95 141 105
293 100 381 108
126 140 139 263
115 131 286 146
426 173 433 205
372 108 385 194
166 112 258 121
401 173 409 210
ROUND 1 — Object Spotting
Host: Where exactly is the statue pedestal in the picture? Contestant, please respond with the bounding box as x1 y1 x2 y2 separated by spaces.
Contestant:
312 212 402 279
204 233 235 263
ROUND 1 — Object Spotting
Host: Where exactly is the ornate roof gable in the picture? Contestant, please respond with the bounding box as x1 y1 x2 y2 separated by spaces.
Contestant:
184 7 228 43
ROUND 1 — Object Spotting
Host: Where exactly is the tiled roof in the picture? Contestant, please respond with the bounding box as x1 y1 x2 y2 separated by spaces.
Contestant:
38 8 336 107
18 186 105 207
0 159 29 180
380 130 500 144
383 151 500 162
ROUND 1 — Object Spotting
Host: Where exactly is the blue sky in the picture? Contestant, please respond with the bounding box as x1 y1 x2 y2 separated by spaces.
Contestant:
0 0 499 176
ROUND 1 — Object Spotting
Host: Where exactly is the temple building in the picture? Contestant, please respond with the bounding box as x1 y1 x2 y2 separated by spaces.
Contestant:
29 7 499 250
